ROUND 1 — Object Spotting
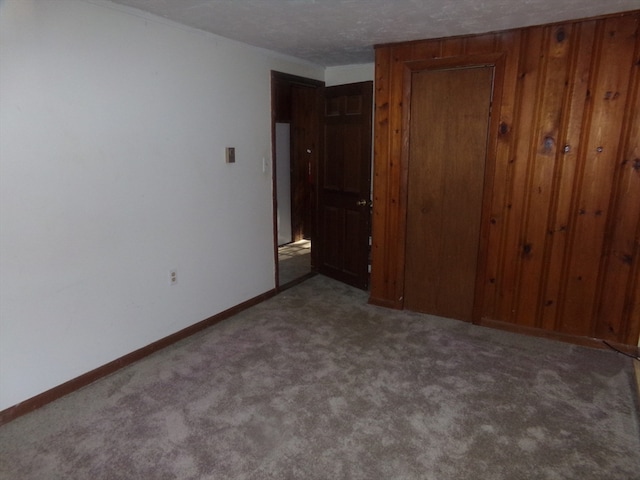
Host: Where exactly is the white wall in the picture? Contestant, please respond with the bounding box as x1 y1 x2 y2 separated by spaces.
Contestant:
0 0 324 410
325 63 375 86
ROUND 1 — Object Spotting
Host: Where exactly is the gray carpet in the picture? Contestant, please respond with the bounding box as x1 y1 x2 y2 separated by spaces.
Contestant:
278 252 311 286
1 275 639 479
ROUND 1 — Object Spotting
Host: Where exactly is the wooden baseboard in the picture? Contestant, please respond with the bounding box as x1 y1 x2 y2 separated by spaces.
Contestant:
0 288 276 426
479 317 640 353
279 271 317 291
635 361 640 404
368 296 403 309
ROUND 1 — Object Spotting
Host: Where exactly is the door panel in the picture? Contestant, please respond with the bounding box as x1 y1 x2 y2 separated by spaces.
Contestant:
404 67 493 320
291 85 319 242
317 82 373 289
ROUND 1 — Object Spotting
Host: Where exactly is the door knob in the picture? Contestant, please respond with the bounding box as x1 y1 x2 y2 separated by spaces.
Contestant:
356 199 368 207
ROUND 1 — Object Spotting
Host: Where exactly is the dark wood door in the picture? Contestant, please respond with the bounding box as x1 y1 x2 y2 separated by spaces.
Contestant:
317 82 373 289
291 85 319 241
404 67 494 320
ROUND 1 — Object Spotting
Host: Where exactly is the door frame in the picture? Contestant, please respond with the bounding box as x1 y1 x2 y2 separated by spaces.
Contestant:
370 53 506 322
270 71 324 289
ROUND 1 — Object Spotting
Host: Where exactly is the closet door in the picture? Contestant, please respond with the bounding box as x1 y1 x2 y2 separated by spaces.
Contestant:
404 66 494 321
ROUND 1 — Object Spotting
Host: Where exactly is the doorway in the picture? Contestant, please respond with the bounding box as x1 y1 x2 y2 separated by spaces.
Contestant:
271 74 374 291
317 81 373 290
271 72 323 288
404 66 494 321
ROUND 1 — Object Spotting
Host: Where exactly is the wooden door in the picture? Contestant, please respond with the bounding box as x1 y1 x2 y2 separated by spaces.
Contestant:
317 82 373 289
404 67 494 321
291 85 319 242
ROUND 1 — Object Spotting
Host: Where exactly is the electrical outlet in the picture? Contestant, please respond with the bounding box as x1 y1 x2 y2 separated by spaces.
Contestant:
169 269 177 285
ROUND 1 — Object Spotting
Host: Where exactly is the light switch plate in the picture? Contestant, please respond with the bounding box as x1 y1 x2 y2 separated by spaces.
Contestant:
225 147 235 163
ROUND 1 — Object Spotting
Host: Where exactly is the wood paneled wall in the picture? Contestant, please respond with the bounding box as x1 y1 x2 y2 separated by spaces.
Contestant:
370 11 640 346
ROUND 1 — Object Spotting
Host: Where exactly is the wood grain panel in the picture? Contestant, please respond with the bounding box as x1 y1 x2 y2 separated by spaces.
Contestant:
481 30 523 320
369 46 394 306
595 50 640 343
344 210 362 275
495 27 545 323
465 33 498 55
342 124 363 193
372 10 640 345
540 21 598 332
408 40 441 60
385 46 412 304
322 206 343 269
324 123 343 190
559 16 638 336
441 37 465 57
290 85 318 241
515 24 573 327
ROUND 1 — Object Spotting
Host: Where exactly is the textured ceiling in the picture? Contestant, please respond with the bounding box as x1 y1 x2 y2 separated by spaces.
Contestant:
106 0 639 66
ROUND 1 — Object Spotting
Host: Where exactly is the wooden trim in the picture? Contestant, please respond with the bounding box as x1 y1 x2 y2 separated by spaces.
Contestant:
270 70 324 290
0 288 277 426
611 34 640 346
419 55 509 325
635 361 640 405
473 55 507 324
271 71 324 89
368 295 403 309
271 72 281 288
402 52 505 72
369 46 393 303
480 317 640 355
392 54 507 321
373 9 639 51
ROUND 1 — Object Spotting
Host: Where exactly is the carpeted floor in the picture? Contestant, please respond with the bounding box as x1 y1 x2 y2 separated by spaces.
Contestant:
1 275 639 479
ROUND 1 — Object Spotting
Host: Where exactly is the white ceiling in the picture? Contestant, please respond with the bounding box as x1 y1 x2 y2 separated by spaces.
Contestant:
107 0 639 66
